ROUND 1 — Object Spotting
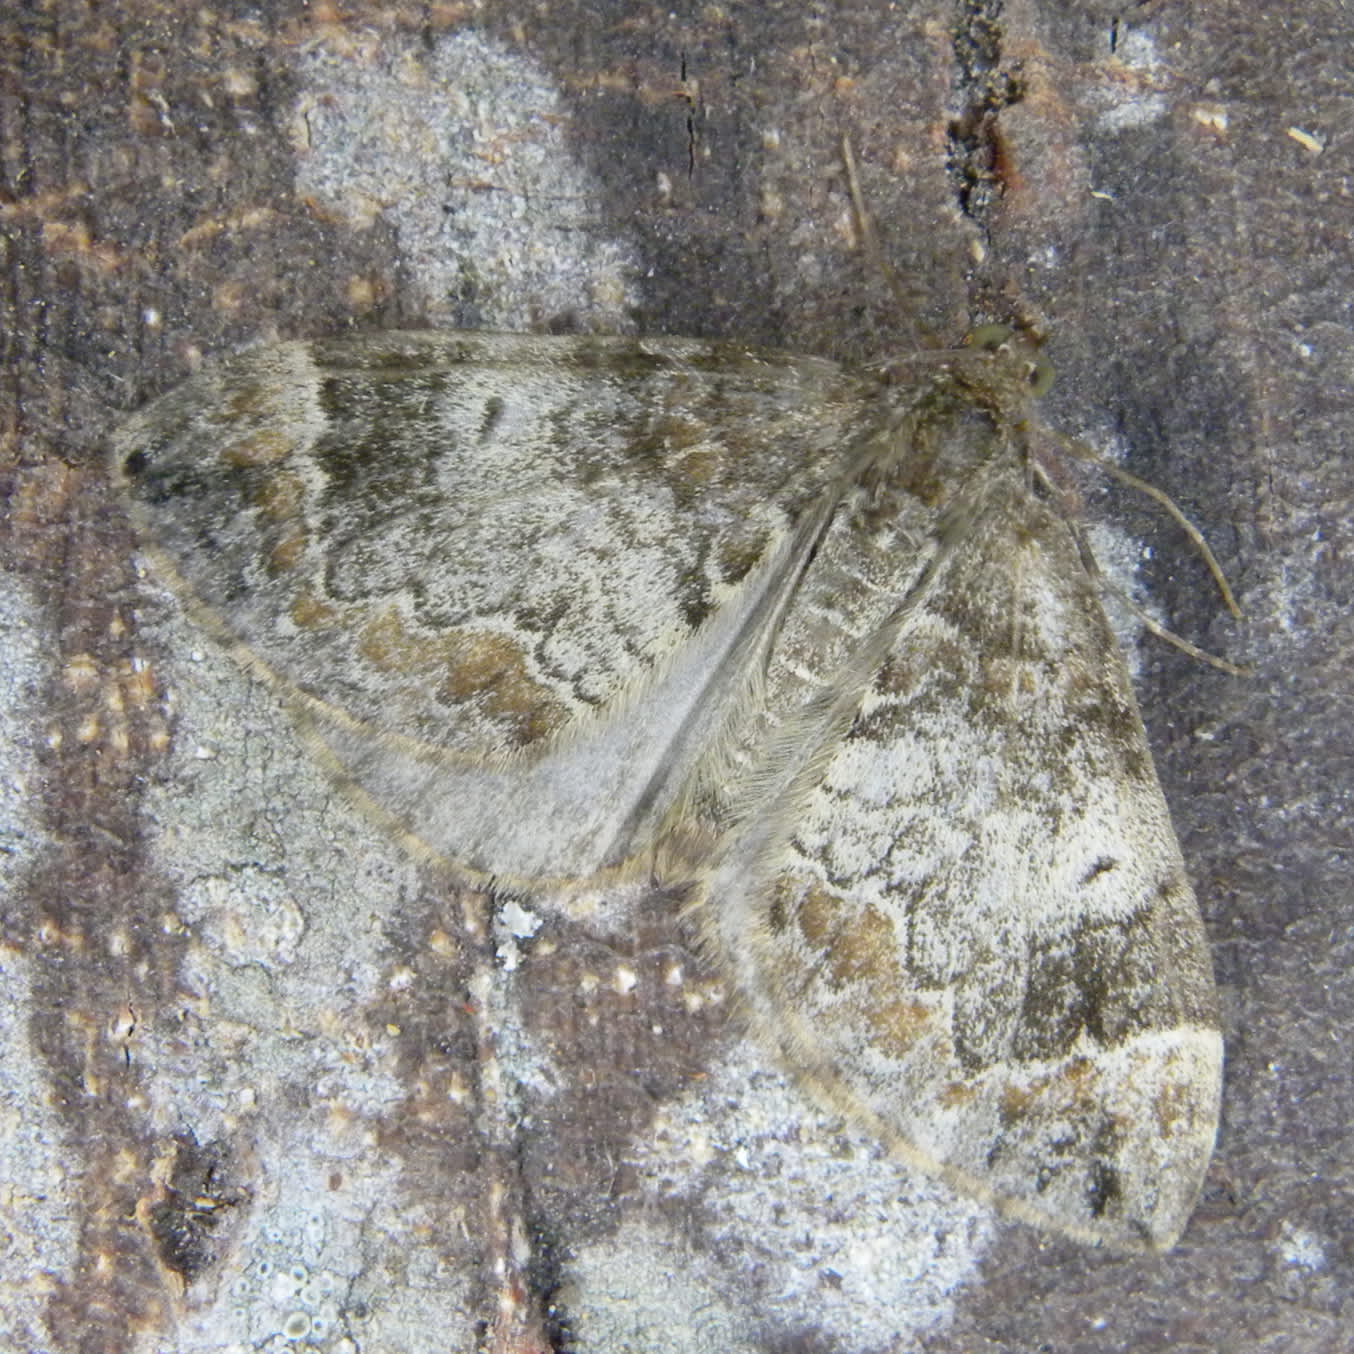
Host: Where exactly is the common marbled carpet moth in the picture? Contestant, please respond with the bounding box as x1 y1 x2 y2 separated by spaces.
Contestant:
112 327 1222 1251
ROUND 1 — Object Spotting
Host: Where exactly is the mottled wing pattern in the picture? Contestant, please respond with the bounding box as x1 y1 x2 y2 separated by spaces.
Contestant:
113 328 1222 1249
700 422 1221 1249
114 333 884 881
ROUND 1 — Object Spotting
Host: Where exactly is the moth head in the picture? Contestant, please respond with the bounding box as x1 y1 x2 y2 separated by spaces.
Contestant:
963 323 1055 399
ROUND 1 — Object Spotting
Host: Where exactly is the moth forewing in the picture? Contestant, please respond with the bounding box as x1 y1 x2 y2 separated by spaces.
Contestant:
113 334 877 882
292 487 841 886
696 374 1221 1250
111 329 1222 1251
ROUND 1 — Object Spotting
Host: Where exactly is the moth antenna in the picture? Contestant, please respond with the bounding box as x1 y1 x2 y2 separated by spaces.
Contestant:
841 136 886 283
1050 469 1251 677
1048 428 1242 620
841 136 930 340
1099 576 1251 677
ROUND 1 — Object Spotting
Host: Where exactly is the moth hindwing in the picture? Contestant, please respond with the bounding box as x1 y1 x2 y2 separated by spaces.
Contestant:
113 329 1222 1251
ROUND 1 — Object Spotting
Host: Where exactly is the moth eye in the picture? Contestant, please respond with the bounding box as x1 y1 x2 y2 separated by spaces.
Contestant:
123 449 149 479
1027 353 1055 398
964 323 1015 354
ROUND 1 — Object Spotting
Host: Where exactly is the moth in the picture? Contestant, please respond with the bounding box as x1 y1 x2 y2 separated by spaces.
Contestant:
111 327 1222 1251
